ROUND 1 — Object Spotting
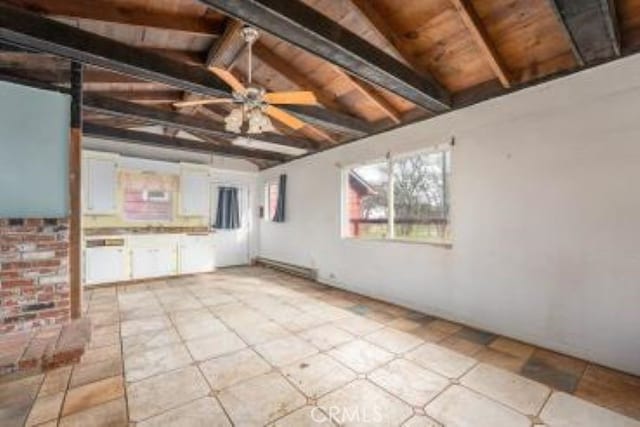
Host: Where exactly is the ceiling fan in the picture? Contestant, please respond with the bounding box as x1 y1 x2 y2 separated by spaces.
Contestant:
173 27 318 135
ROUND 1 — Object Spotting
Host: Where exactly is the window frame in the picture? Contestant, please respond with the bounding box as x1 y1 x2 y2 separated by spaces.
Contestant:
341 144 452 247
263 179 279 222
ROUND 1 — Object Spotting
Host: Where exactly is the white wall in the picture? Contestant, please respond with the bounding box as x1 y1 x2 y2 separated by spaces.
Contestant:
259 55 640 375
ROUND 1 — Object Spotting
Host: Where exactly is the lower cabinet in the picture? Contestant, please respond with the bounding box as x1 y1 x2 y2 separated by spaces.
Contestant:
85 247 128 285
131 247 177 279
180 236 215 274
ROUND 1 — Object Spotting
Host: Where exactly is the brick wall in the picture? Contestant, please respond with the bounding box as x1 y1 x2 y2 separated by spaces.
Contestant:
0 218 70 333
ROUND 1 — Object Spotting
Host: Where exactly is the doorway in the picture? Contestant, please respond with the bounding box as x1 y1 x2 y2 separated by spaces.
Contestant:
210 183 250 267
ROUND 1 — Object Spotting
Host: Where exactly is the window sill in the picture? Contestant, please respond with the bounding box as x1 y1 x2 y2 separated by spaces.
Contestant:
341 236 453 249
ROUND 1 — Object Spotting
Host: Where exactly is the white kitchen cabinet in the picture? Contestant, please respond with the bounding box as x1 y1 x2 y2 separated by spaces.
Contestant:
180 235 215 274
130 247 177 279
180 165 210 217
84 156 118 214
85 247 127 285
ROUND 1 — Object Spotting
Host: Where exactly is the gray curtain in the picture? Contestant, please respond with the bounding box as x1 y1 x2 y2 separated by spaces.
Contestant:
215 187 240 229
273 174 286 222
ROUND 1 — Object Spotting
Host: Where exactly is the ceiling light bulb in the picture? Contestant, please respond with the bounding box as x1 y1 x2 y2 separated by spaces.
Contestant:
225 107 243 133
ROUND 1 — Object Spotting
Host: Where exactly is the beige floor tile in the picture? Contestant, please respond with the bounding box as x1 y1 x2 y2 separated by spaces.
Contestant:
124 342 193 382
282 353 356 398
474 348 528 373
122 328 182 356
438 336 483 357
299 324 354 351
234 321 291 345
218 372 306 425
25 391 64 426
200 348 272 391
120 316 172 338
255 335 319 367
186 331 247 361
575 364 640 420
70 357 123 388
62 376 124 416
488 337 535 360
137 397 231 427
328 339 394 374
174 317 228 341
58 397 128 427
81 344 122 365
369 359 449 407
402 415 442 426
428 320 463 335
333 316 384 336
127 366 210 421
39 366 72 396
406 343 476 379
426 385 530 427
387 318 422 333
461 363 550 415
278 312 327 333
318 380 413 426
270 406 334 426
540 392 640 427
364 327 424 354
0 374 43 406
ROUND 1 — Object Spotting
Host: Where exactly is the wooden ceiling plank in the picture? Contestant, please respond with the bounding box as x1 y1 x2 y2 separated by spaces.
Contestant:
3 0 223 36
206 18 245 69
449 0 512 88
335 68 402 124
0 4 231 96
83 123 289 162
547 0 621 65
83 93 318 150
0 4 368 136
197 0 451 112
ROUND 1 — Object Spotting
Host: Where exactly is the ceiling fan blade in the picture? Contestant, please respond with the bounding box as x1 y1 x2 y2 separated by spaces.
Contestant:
264 91 318 105
210 67 246 93
173 98 235 108
264 105 306 130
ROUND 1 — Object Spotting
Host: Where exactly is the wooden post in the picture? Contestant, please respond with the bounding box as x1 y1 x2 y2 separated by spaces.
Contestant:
69 61 83 319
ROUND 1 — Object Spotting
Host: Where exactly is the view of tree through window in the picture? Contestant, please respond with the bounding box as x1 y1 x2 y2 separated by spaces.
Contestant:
345 149 451 243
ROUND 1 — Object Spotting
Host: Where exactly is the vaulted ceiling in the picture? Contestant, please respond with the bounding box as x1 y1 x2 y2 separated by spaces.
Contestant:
0 0 638 168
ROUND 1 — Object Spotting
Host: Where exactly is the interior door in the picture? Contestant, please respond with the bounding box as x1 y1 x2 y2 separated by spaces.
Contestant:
211 183 250 267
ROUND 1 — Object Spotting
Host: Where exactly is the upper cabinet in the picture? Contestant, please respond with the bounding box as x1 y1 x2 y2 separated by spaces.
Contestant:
179 164 210 217
84 153 118 215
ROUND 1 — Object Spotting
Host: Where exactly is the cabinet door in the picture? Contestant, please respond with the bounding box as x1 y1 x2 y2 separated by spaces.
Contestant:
180 168 209 217
130 248 157 279
85 247 126 285
180 242 214 274
85 157 118 214
156 247 178 277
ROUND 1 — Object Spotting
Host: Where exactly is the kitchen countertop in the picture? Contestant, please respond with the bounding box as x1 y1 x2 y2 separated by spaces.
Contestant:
84 226 211 236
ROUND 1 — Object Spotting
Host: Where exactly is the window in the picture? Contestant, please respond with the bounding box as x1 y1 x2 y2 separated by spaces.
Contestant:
264 181 279 221
344 147 451 244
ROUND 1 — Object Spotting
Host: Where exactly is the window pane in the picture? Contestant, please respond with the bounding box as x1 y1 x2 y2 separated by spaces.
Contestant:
269 182 279 220
346 161 389 238
392 151 451 242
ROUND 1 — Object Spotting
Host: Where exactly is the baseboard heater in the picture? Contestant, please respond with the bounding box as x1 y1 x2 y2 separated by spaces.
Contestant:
255 257 317 281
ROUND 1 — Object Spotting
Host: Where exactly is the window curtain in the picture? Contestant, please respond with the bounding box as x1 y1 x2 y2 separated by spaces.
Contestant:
272 174 287 222
214 187 240 229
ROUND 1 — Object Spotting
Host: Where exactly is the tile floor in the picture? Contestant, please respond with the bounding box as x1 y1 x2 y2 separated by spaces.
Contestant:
1 266 639 426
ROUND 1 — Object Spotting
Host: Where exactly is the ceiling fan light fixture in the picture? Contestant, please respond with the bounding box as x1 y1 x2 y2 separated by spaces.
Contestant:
247 108 275 134
224 107 244 133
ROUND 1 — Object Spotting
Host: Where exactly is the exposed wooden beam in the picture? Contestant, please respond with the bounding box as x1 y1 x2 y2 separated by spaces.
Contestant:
0 5 367 135
547 0 621 66
334 68 401 124
83 93 318 150
0 4 231 95
94 90 183 103
348 0 416 68
206 18 245 69
3 0 224 36
252 42 342 112
449 0 512 88
197 0 451 112
69 61 82 319
83 123 289 162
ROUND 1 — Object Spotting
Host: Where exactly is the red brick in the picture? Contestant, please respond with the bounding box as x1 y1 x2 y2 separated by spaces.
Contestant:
2 279 34 288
